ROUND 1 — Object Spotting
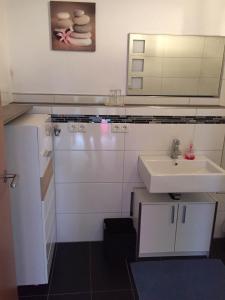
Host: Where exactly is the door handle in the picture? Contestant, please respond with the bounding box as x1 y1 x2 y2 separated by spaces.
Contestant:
182 205 187 223
0 171 17 188
43 150 52 158
171 205 175 224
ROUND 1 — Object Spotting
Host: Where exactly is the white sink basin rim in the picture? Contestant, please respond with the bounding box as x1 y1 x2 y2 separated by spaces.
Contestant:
138 155 225 193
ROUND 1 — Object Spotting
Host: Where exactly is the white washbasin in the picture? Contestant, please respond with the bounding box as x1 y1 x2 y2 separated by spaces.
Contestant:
138 155 225 193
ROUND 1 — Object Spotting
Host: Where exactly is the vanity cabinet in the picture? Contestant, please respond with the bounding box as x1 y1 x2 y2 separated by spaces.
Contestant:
5 114 56 286
133 189 216 258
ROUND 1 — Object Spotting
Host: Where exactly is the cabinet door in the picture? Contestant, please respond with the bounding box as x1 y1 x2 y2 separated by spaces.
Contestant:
139 203 178 256
175 203 215 253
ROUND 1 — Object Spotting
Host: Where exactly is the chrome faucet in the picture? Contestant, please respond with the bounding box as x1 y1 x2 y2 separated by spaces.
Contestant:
170 138 181 159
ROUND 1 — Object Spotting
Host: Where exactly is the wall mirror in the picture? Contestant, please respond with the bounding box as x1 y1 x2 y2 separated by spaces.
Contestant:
127 34 225 97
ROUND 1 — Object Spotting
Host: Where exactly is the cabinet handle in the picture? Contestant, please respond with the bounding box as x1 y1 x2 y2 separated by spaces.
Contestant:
171 206 175 224
182 205 187 223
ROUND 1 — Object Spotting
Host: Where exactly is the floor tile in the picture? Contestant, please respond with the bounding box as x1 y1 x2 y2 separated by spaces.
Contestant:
19 296 47 300
92 290 134 300
211 238 225 264
18 284 48 297
91 242 132 291
49 242 90 294
48 293 91 299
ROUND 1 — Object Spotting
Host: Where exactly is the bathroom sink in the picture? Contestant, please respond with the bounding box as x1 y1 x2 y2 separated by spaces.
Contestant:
138 155 225 193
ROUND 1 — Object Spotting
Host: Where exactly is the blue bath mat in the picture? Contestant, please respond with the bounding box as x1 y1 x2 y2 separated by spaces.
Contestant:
130 259 225 300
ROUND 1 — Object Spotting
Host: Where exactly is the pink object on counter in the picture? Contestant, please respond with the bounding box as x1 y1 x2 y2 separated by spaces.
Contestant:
184 143 195 160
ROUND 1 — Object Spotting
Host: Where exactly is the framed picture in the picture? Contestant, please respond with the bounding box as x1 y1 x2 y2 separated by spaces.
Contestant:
50 1 96 52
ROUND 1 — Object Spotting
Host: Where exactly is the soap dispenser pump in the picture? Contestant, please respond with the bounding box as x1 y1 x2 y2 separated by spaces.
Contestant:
184 143 195 160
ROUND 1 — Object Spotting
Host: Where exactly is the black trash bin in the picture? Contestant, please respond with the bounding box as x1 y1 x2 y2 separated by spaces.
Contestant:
103 218 136 261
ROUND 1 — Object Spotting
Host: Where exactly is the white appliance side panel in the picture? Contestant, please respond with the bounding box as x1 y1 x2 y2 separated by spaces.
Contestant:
5 125 47 285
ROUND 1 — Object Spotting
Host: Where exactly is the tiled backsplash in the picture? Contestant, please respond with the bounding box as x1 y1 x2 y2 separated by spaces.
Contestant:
51 114 225 124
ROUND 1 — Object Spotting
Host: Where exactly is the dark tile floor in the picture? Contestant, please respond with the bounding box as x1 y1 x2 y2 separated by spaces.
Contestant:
18 242 135 300
18 239 225 300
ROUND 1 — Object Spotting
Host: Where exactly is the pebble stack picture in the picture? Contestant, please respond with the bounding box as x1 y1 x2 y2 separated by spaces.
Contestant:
50 1 95 51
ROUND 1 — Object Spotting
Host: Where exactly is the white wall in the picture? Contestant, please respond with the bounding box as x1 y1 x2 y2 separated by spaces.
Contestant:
6 0 225 95
0 0 12 105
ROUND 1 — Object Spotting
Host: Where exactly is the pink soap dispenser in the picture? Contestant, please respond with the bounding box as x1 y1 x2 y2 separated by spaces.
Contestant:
184 143 195 160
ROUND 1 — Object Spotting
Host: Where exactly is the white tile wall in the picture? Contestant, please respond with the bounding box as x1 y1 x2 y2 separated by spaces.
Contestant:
13 93 54 103
55 150 124 183
122 182 145 213
57 213 121 242
195 151 222 165
56 183 123 213
190 98 220 106
125 107 196 116
196 108 225 116
54 123 124 151
28 106 53 114
52 106 125 115
210 193 225 238
193 124 225 151
54 120 225 242
125 124 195 151
214 211 225 238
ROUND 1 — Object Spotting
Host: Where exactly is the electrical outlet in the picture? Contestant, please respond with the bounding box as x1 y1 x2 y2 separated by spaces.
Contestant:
67 122 78 133
111 124 121 133
121 124 129 133
78 123 87 133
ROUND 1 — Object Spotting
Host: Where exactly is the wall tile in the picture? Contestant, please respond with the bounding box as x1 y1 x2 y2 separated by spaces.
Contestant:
190 98 219 106
57 212 121 242
125 124 195 151
196 108 225 116
193 124 225 151
54 94 107 104
122 182 145 213
214 211 225 238
28 105 53 114
55 150 124 183
54 123 124 150
52 106 125 115
124 96 190 106
125 106 196 116
56 183 122 213
13 93 54 103
219 79 225 106
194 151 222 165
210 193 225 211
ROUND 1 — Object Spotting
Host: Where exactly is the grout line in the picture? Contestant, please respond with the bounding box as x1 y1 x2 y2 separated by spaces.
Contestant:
47 291 91 296
89 242 93 300
92 288 134 293
47 243 58 300
125 259 136 300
